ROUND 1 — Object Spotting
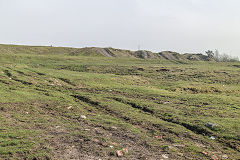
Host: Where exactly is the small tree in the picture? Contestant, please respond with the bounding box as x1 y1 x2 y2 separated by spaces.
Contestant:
221 53 230 62
205 50 214 59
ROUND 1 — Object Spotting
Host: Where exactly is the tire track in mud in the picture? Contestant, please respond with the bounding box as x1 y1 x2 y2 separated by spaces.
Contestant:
70 94 172 159
112 97 240 152
71 94 200 139
36 100 164 159
71 94 229 159
112 97 212 135
2 69 33 85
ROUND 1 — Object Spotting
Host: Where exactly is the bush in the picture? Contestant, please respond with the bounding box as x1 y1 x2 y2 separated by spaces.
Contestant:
206 50 239 62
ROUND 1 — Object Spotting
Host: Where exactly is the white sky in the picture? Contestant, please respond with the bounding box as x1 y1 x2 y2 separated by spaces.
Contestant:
1 0 240 56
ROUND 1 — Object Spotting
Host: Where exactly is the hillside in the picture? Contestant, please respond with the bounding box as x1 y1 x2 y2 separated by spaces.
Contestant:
0 44 211 61
0 44 239 159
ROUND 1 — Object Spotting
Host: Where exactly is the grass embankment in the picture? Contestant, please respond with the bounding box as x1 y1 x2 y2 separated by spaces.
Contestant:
0 48 239 159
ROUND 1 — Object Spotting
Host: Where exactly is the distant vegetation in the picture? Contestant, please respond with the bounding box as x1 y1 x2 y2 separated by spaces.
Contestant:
206 49 239 62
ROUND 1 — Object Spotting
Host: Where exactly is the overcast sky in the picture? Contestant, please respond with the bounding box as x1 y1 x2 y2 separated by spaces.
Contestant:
1 0 240 56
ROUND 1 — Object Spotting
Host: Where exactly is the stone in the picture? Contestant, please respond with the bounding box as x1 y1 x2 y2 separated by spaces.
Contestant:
202 151 208 155
67 106 73 110
116 150 123 157
205 122 218 129
122 148 128 154
110 126 117 130
210 136 216 140
222 154 228 159
80 115 87 119
101 142 108 147
162 154 169 159
177 153 184 156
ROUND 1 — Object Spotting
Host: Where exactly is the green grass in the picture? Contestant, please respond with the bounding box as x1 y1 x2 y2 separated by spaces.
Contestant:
0 45 239 159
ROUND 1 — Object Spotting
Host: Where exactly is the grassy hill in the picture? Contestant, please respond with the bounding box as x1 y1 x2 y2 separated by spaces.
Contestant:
0 44 211 61
0 44 239 159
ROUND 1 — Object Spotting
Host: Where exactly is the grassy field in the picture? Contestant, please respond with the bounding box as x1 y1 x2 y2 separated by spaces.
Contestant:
0 45 239 159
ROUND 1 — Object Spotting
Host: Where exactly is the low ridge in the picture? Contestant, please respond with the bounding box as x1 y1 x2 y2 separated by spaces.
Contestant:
0 44 211 61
